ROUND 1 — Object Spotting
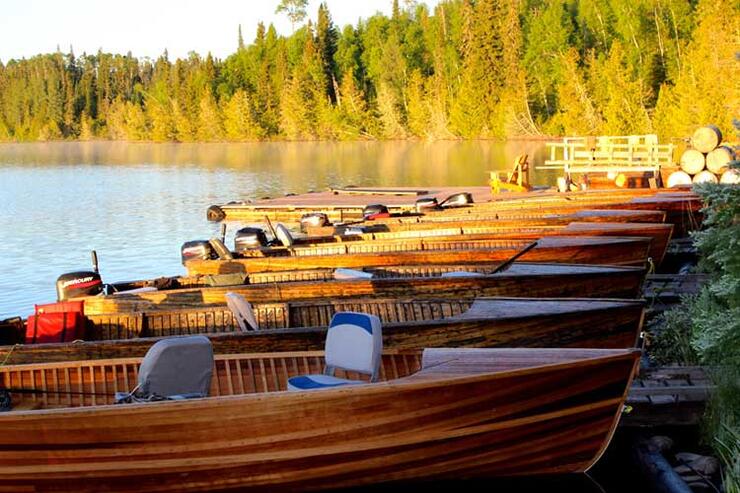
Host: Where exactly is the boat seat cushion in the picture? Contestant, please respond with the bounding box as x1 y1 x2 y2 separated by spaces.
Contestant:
325 312 383 377
286 374 366 391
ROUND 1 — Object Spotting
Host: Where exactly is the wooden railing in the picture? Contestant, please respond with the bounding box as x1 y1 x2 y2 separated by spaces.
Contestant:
538 134 675 175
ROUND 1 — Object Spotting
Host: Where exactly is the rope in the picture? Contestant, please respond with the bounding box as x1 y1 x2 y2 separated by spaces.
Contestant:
0 344 18 367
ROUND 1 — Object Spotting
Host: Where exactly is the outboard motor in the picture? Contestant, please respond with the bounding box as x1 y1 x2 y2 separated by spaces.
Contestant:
233 227 269 253
181 240 215 264
415 197 439 212
439 192 474 208
300 213 330 233
56 271 103 301
363 204 390 220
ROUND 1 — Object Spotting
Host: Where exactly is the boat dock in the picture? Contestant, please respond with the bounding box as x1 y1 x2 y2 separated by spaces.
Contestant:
624 366 712 427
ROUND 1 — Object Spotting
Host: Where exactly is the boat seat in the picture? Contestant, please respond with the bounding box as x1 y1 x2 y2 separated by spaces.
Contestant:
288 312 383 391
275 223 294 247
115 335 214 403
333 268 373 280
225 292 259 331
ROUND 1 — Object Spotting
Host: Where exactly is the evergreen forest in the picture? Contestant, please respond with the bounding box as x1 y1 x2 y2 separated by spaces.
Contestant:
0 0 737 142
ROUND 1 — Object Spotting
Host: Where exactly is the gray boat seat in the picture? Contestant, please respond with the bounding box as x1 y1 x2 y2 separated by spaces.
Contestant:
115 335 214 403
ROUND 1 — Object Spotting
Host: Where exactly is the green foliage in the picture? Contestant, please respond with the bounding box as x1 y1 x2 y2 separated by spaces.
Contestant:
0 0 737 142
647 298 699 366
275 0 309 31
655 183 740 490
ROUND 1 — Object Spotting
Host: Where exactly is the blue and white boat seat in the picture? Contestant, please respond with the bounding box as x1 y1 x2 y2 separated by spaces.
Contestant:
225 292 260 331
287 312 383 391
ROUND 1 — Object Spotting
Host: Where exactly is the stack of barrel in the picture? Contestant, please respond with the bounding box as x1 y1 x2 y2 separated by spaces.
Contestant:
668 125 738 187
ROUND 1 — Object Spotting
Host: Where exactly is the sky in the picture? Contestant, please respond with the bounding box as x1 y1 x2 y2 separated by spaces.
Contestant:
0 0 440 63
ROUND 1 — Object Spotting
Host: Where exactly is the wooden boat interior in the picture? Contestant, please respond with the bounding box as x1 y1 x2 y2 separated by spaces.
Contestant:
1 347 638 412
82 296 644 341
232 235 649 259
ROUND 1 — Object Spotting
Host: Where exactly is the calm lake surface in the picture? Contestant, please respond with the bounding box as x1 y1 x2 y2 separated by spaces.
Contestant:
0 140 552 318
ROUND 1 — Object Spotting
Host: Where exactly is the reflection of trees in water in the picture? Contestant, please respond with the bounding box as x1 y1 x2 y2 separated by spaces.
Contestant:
0 140 554 191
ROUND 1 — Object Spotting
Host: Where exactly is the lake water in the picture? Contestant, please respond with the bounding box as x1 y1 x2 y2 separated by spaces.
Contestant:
0 140 551 318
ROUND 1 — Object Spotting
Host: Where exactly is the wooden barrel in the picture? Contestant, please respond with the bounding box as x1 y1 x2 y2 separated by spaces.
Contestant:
691 125 722 153
706 146 735 174
720 169 739 185
680 149 706 175
692 170 718 184
666 170 693 188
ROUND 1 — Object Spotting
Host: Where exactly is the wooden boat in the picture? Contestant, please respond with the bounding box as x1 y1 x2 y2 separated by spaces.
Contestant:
210 184 692 222
0 346 641 491
0 297 645 364
357 208 669 227
292 222 672 266
79 263 646 315
184 236 652 276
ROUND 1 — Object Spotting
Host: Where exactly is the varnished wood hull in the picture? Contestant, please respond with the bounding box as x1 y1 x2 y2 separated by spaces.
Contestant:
0 298 645 364
298 222 672 266
0 348 640 491
214 186 693 222
80 263 646 315
185 236 652 276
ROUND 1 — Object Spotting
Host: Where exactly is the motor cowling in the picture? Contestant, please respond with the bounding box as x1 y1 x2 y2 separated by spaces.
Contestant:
363 204 390 219
415 197 439 212
181 240 215 264
440 192 474 208
56 271 103 301
300 213 329 233
234 227 269 253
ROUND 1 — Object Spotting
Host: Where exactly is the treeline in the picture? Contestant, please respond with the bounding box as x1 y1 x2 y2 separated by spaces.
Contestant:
0 0 737 142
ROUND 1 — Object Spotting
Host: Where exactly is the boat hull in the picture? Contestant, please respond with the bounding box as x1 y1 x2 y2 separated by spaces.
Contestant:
0 348 640 492
0 298 645 364
184 236 652 276
79 263 646 315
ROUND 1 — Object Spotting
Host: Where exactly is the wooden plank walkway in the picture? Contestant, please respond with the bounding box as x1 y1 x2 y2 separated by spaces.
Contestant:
643 273 708 314
623 366 712 427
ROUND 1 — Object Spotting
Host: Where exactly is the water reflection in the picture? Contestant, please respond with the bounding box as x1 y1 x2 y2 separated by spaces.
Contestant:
0 141 549 317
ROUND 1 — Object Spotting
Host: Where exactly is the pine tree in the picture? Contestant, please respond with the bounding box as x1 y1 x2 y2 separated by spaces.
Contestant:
196 89 224 141
546 48 602 135
238 24 245 51
405 69 430 138
223 89 263 140
653 0 739 140
316 3 339 102
591 41 652 135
